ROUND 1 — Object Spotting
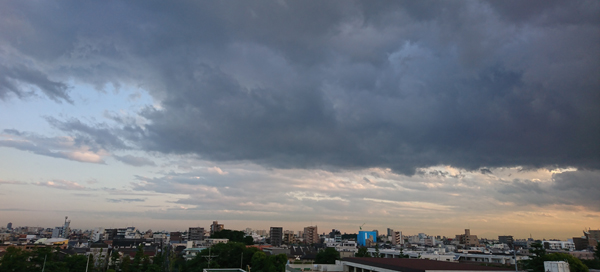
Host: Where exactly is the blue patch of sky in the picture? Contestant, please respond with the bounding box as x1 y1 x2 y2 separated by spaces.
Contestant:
0 81 154 134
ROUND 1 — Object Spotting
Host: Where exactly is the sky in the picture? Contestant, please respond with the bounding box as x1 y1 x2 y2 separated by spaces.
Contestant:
0 1 599 240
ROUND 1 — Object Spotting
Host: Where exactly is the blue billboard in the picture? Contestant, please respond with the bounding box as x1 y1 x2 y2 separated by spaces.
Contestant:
357 231 377 247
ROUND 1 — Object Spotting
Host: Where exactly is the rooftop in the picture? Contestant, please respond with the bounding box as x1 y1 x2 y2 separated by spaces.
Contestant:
342 257 513 272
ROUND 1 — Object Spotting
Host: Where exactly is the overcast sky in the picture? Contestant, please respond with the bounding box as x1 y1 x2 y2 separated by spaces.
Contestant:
0 1 599 239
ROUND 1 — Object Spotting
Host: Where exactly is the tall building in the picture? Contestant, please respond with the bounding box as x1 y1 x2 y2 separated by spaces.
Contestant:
304 226 319 244
387 228 394 237
189 227 205 241
270 227 283 246
51 217 71 238
6 222 12 230
210 221 224 235
62 216 71 238
499 235 514 246
283 230 295 244
455 229 480 247
392 231 403 245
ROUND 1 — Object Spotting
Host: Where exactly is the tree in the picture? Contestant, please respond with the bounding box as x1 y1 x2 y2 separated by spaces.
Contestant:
398 248 408 258
153 250 165 269
142 255 150 272
524 249 589 272
355 247 370 257
315 247 340 264
110 250 120 270
121 255 132 272
211 229 247 243
543 253 589 272
266 254 288 272
251 251 268 272
244 235 255 245
132 244 145 272
0 246 32 271
64 254 91 272
374 244 381 258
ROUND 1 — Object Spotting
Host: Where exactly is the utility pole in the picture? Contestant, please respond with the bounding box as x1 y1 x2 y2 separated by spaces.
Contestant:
85 253 90 272
42 254 47 272
240 252 243 268
202 246 218 268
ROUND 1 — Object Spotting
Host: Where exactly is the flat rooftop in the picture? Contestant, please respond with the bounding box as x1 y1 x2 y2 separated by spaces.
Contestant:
342 257 513 272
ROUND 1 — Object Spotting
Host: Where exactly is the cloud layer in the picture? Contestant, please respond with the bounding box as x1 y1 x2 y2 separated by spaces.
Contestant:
1 1 598 175
0 1 599 236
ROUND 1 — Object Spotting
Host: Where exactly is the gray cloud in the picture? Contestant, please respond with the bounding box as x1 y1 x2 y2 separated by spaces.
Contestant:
0 1 598 175
494 171 600 211
0 130 106 164
114 155 156 167
106 198 146 203
0 63 71 103
35 179 88 191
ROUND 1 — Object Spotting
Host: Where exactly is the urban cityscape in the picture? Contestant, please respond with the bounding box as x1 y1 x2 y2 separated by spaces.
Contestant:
0 217 598 271
1 0 599 272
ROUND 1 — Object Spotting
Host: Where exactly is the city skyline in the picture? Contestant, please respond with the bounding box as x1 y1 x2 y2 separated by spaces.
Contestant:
1 1 599 240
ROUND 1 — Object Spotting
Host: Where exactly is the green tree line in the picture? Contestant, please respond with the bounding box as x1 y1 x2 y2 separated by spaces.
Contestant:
210 229 254 245
0 246 94 272
182 242 286 272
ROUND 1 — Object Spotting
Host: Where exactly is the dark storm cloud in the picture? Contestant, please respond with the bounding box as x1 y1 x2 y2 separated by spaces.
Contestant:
0 64 71 102
1 1 599 175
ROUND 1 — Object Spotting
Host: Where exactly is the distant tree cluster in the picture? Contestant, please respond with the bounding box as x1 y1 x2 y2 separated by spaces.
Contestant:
315 247 340 264
0 246 93 272
341 233 357 240
522 242 590 272
183 242 287 272
0 244 165 272
211 229 254 245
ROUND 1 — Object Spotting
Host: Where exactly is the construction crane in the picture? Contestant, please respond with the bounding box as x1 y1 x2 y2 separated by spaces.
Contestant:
359 223 365 231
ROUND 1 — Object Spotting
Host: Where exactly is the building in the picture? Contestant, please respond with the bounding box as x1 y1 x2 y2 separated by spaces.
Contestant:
572 237 589 250
584 229 600 247
498 236 513 246
387 228 394 237
104 229 117 240
6 222 12 230
358 231 377 247
391 231 402 246
170 232 183 243
542 240 575 251
329 229 342 243
455 229 479 247
91 228 104 242
189 227 205 241
284 230 295 244
342 257 513 272
210 221 224 235
304 226 319 244
51 216 71 239
205 238 229 245
270 227 283 246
